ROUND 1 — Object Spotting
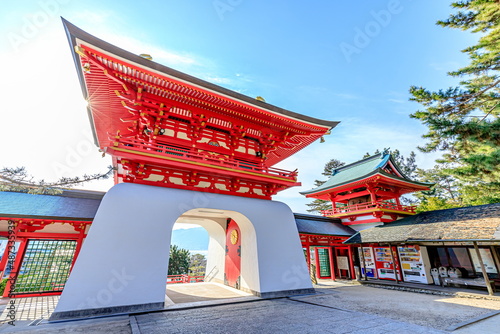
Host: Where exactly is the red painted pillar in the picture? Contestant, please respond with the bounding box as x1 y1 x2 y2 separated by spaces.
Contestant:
348 246 356 279
0 220 18 280
70 230 86 271
328 247 336 280
367 185 377 204
3 238 28 297
314 248 321 279
305 242 311 267
0 241 12 278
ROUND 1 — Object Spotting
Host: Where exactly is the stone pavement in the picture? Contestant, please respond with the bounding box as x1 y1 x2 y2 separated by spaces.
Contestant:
1 282 500 333
166 282 252 304
134 297 444 334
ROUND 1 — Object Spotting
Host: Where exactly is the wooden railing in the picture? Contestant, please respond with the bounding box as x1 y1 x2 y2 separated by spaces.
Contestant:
167 274 205 284
111 137 297 180
321 201 416 216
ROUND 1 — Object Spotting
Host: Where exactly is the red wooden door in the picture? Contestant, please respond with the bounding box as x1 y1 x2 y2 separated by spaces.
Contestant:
225 219 241 289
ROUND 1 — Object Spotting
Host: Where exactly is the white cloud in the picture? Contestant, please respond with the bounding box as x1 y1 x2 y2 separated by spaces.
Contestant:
173 223 203 230
202 76 233 85
388 98 405 104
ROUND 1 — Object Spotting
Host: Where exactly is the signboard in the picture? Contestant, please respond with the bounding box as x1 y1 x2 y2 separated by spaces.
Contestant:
469 248 498 274
337 256 349 270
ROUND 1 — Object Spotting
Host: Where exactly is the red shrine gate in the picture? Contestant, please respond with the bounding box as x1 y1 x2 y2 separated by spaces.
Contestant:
50 20 337 320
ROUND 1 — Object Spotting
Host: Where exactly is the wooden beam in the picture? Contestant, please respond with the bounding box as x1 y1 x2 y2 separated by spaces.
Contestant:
490 246 500 275
473 242 494 296
333 190 370 202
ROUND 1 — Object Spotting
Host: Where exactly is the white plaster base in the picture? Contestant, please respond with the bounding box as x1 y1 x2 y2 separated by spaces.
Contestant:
50 183 312 320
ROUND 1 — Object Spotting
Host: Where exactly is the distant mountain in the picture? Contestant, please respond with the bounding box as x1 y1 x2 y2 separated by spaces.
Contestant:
171 227 209 252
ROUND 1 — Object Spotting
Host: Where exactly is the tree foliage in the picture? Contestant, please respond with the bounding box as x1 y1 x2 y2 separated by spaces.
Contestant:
305 159 345 213
168 245 190 275
189 253 207 277
409 0 500 205
0 166 114 195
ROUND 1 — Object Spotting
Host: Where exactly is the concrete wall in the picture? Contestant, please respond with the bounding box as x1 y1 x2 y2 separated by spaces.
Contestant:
51 183 312 320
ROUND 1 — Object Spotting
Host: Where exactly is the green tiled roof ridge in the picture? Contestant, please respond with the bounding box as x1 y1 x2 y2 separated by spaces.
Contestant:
330 153 384 176
300 152 432 195
300 153 390 195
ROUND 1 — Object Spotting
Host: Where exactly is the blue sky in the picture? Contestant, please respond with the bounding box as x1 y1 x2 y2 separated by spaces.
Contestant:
0 0 479 213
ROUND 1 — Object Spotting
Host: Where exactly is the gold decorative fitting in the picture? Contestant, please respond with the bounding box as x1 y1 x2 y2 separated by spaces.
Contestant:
82 63 91 73
139 54 153 60
74 45 86 57
230 229 239 245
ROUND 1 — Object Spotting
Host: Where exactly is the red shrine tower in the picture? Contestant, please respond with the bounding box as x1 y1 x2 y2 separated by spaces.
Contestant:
65 20 337 199
301 152 432 231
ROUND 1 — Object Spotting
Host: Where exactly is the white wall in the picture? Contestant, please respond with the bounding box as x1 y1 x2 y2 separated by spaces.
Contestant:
52 183 311 318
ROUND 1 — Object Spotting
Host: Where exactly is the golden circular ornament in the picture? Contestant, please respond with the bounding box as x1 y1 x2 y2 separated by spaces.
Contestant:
230 229 239 245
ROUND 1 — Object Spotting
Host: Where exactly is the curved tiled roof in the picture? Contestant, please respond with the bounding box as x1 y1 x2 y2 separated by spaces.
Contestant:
0 190 104 220
344 203 500 244
294 213 355 236
300 153 432 196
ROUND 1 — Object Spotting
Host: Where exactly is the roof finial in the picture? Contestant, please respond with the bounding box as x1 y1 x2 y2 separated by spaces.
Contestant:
382 148 390 157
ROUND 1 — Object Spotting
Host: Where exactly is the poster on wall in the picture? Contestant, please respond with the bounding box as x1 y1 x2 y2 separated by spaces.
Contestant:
397 245 428 283
469 248 498 274
358 247 376 278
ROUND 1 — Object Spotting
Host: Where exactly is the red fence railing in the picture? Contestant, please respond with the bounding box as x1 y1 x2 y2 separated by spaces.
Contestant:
167 275 205 284
321 201 416 217
111 137 298 180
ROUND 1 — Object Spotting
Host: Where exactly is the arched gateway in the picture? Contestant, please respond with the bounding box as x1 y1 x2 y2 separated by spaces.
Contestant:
51 19 338 320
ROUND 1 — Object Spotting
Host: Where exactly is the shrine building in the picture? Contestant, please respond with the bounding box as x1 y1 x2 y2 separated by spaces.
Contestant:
301 151 432 231
49 19 339 320
299 151 432 281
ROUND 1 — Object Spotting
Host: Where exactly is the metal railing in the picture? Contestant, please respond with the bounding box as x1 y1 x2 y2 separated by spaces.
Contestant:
321 201 416 216
111 137 297 180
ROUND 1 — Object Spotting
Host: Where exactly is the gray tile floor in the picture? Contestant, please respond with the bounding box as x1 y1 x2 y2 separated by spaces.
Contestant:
0 296 59 323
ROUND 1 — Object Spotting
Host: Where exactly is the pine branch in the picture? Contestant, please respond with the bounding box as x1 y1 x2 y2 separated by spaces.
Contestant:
0 166 114 194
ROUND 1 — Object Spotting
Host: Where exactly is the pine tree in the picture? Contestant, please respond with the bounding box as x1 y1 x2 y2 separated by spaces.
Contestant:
409 0 500 204
168 245 190 275
305 159 345 213
189 253 207 277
